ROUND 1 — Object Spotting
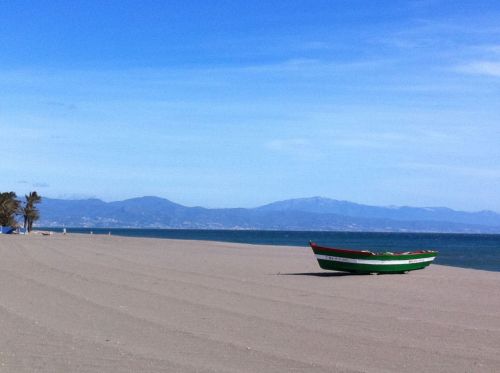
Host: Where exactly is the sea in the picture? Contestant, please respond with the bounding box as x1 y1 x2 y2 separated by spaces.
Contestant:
45 228 500 272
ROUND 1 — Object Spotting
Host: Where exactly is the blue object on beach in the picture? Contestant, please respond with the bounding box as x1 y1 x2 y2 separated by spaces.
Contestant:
0 226 15 234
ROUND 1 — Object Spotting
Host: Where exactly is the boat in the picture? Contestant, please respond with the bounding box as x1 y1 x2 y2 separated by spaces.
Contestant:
309 241 437 274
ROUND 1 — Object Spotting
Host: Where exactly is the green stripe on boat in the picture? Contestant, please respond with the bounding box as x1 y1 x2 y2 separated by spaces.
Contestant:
315 254 435 265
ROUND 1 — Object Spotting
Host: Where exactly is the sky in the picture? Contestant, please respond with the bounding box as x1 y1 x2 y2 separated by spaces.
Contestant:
1 0 500 211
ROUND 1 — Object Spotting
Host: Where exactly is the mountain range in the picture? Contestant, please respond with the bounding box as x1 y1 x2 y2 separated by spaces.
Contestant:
37 196 500 233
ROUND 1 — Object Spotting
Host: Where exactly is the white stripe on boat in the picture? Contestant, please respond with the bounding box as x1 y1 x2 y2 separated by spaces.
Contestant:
315 254 435 265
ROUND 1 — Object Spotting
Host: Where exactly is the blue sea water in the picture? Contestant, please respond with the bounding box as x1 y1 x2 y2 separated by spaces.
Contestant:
47 228 500 272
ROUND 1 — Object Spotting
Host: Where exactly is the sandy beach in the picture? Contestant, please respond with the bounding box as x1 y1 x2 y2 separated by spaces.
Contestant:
0 234 499 372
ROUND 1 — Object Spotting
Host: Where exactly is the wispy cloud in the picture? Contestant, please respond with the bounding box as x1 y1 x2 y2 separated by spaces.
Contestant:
219 57 392 77
17 180 50 188
55 193 98 200
265 138 322 160
331 132 411 149
323 127 457 151
400 162 500 179
297 41 332 50
472 44 500 55
456 61 500 77
44 101 78 111
266 138 310 151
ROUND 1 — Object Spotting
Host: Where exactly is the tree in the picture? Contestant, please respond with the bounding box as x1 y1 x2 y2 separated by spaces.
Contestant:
0 192 21 227
22 191 42 232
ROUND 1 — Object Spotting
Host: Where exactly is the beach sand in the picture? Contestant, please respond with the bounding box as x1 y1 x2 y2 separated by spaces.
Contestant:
0 234 499 372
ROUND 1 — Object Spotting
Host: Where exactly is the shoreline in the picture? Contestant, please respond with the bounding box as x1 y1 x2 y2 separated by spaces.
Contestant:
36 227 500 235
1 234 500 372
24 231 500 273
30 229 500 273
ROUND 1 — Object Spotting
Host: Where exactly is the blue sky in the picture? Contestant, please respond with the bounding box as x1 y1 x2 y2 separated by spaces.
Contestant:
1 1 499 211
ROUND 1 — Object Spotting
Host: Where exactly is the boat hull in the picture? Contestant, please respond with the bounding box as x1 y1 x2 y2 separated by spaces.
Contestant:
310 243 437 274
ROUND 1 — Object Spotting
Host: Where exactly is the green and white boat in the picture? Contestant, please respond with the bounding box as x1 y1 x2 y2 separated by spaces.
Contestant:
309 241 438 274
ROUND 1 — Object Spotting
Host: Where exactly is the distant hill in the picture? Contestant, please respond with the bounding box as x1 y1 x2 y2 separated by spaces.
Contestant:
257 197 500 227
37 196 500 233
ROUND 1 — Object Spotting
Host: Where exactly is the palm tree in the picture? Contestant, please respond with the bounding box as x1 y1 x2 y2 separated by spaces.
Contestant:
0 192 21 227
23 191 42 232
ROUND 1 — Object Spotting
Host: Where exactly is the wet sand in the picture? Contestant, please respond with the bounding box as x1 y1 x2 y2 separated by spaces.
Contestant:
1 234 499 372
